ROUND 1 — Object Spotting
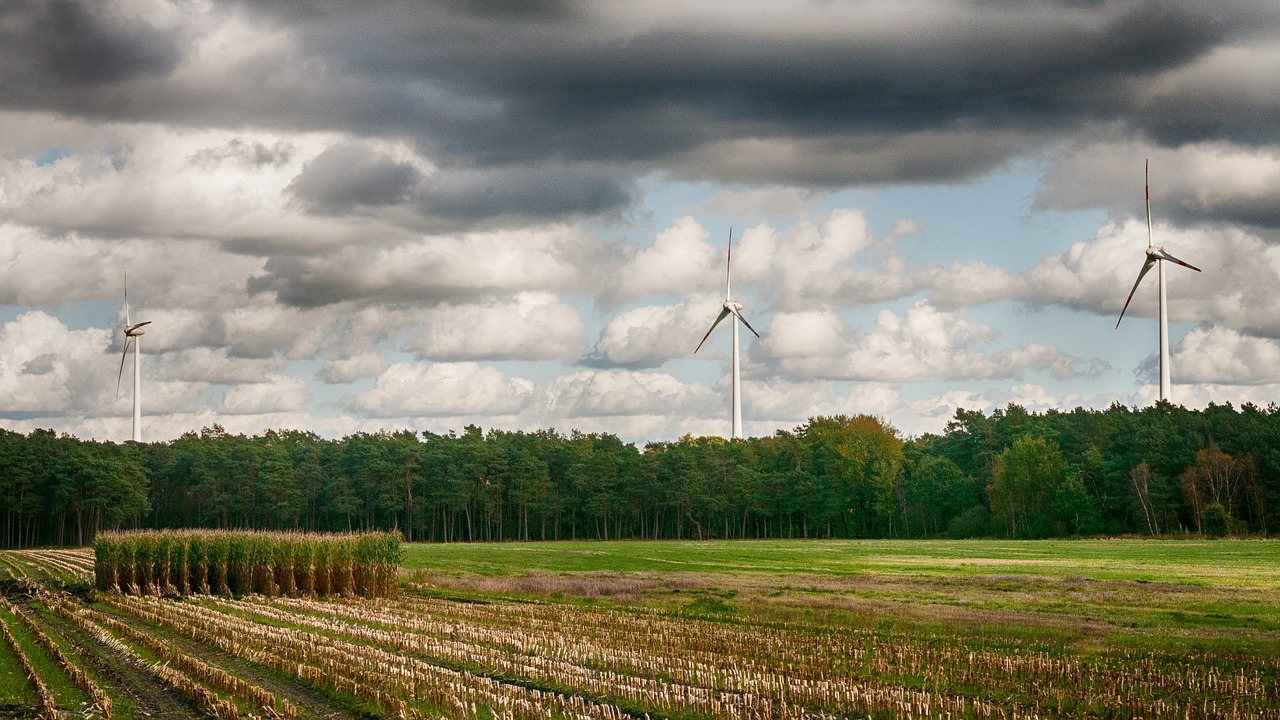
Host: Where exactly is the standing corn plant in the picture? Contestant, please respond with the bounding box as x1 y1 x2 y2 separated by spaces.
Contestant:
94 530 402 598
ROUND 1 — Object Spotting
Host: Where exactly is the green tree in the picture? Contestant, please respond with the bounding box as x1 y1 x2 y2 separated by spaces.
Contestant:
797 415 904 538
1053 473 1100 536
1202 503 1229 538
989 436 1067 538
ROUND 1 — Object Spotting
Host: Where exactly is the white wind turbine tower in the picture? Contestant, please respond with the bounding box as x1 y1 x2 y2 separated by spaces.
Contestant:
116 274 152 443
1115 160 1202 402
694 229 761 440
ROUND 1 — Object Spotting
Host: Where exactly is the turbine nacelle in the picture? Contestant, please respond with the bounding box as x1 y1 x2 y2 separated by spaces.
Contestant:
1148 246 1201 273
125 321 151 337
1117 246 1202 329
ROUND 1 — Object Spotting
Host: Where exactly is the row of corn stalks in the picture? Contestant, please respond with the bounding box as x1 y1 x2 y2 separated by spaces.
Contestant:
93 529 401 598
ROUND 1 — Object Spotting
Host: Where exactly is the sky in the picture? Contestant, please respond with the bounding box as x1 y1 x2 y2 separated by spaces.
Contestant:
2 0 1280 444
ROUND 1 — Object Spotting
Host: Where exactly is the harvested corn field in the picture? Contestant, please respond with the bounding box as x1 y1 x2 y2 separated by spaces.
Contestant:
2 541 1280 719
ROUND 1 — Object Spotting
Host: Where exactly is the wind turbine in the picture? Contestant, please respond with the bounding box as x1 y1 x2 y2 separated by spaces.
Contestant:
694 229 761 440
116 274 151 443
1115 160 1201 402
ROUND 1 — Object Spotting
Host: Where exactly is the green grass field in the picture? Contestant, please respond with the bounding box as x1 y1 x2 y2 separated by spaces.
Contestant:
404 538 1280 641
403 538 1280 585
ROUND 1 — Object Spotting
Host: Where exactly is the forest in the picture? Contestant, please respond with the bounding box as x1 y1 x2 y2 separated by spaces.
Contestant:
1 401 1277 548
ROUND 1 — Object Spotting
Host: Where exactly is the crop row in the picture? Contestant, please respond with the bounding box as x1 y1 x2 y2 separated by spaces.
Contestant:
0 604 58 719
0 595 112 717
106 592 633 720
93 588 1278 720
40 587 298 720
5 549 95 584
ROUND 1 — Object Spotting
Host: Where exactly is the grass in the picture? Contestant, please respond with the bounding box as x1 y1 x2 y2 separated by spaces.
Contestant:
0 605 90 712
403 538 1280 586
0 628 36 708
403 538 1280 646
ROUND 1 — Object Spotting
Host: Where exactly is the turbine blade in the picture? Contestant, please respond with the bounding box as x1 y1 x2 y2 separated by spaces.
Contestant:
1116 257 1157 329
116 336 132 400
725 228 733 301
735 310 761 339
695 308 732 354
123 274 131 327
1145 159 1153 249
1155 249 1202 273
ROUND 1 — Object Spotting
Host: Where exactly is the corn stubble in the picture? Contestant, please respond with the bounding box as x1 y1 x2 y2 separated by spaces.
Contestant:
4 547 1279 719
93 530 402 598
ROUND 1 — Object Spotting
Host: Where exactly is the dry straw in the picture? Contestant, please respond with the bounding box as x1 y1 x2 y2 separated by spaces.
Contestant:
94 530 401 598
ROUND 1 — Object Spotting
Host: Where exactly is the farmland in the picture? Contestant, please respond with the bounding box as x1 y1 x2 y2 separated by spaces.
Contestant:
2 540 1280 719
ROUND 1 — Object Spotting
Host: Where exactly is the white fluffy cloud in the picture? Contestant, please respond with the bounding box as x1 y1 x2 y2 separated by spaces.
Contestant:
151 347 286 385
1141 383 1280 412
610 216 721 302
220 304 333 360
250 225 598 308
1022 218 1280 337
754 309 846 359
757 302 1097 383
605 209 885 310
221 375 311 414
545 369 716 418
0 228 263 311
0 311 210 419
406 293 585 361
1171 325 1280 384
587 295 740 368
317 353 390 384
0 312 113 413
346 362 536 418
0 118 350 246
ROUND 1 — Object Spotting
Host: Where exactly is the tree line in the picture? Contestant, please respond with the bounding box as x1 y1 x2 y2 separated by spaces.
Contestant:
2 401 1277 547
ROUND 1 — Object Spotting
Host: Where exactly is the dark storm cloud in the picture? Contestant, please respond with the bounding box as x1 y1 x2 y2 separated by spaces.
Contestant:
285 143 421 214
439 0 575 19
0 0 181 91
419 165 632 220
1035 147 1280 231
282 142 630 219
246 253 490 308
1168 195 1280 230
221 0 1276 175
6 0 1280 222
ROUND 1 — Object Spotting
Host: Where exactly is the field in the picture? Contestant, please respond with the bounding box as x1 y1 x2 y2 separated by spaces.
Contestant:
1 539 1278 719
